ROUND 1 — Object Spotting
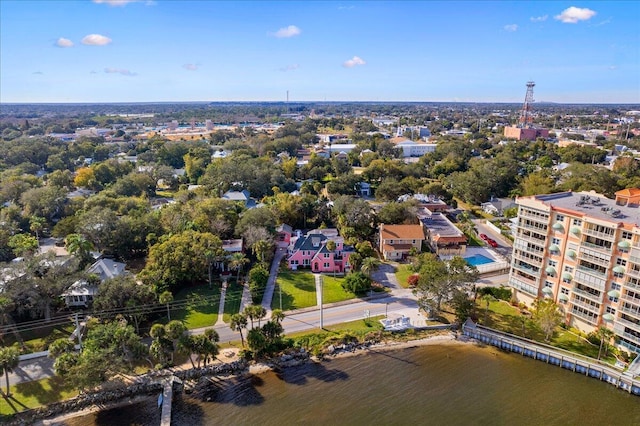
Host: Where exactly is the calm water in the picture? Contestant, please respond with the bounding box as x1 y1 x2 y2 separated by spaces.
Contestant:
64 344 640 426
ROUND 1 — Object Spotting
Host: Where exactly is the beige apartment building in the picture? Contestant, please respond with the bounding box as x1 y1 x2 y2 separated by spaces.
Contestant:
509 188 640 354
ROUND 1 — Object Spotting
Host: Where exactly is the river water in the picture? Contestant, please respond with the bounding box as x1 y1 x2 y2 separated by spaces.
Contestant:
64 343 640 426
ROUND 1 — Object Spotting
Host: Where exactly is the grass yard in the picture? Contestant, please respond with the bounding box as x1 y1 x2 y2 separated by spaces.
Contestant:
172 284 221 329
320 275 356 304
5 323 76 354
479 299 618 365
394 263 415 289
222 281 245 322
0 376 77 416
272 270 316 311
287 315 385 340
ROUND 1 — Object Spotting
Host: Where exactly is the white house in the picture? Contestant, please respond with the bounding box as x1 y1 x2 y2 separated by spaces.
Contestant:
62 258 127 307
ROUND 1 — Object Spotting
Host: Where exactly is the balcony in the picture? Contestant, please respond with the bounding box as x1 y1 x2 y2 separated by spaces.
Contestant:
517 223 548 234
580 241 612 253
577 251 610 268
570 298 601 314
512 251 542 266
571 287 603 303
621 293 640 307
628 268 640 279
570 307 599 325
616 317 640 334
514 233 546 246
621 305 640 317
511 262 541 276
518 210 550 223
575 264 607 278
509 276 538 295
624 279 640 292
583 227 616 241
613 326 640 345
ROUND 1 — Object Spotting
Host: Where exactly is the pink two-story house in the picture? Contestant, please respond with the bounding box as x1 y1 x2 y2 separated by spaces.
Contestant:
287 229 353 273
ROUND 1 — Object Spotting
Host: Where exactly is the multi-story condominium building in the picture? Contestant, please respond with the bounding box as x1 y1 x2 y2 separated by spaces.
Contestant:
509 188 640 354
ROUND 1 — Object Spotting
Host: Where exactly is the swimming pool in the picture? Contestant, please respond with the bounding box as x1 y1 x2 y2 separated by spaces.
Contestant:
464 254 495 266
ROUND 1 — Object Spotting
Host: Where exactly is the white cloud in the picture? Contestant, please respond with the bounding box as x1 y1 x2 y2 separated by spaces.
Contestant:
609 65 618 70
82 34 112 46
270 25 301 38
595 17 612 27
55 37 74 48
504 24 518 32
554 6 596 24
279 64 300 72
530 15 548 22
182 64 199 71
33 71 43 75
343 56 366 68
338 5 355 10
104 67 136 76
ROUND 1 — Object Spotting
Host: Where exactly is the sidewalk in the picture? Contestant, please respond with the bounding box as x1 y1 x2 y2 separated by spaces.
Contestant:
260 247 287 314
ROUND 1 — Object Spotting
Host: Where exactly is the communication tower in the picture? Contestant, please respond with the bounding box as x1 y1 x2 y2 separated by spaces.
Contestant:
518 81 536 128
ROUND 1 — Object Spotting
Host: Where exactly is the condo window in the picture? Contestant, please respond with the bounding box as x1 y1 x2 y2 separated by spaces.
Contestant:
622 231 633 240
556 214 565 222
612 282 622 291
572 219 582 226
616 258 627 266
552 237 561 245
606 306 616 314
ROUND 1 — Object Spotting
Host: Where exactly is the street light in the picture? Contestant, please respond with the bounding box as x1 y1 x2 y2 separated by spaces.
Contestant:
385 302 389 318
320 275 324 329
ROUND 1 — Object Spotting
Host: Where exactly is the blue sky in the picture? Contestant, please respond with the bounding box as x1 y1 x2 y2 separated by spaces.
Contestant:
1 1 638 103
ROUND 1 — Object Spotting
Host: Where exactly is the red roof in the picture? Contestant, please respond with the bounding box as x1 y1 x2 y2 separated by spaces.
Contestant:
615 188 640 197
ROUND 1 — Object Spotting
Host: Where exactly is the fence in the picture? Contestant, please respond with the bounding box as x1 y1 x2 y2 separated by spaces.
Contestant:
462 320 640 396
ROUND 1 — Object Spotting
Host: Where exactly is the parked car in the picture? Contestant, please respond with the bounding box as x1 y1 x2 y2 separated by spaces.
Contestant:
487 239 498 248
479 233 488 241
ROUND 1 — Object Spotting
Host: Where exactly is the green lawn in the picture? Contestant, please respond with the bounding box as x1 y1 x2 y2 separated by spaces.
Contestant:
272 270 316 311
5 324 76 354
321 275 356 304
394 264 415 289
172 284 221 329
479 300 618 364
0 376 77 416
223 281 245 322
287 315 385 339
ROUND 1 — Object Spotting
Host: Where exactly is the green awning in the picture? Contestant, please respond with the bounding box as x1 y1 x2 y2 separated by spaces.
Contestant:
558 293 569 302
618 240 631 249
570 226 581 235
566 250 576 258
549 244 560 252
613 265 626 274
545 266 556 275
552 222 564 231
602 313 615 322
607 289 621 298
542 287 553 297
562 272 573 281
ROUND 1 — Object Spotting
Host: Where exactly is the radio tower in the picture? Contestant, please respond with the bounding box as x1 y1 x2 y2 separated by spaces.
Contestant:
518 81 536 128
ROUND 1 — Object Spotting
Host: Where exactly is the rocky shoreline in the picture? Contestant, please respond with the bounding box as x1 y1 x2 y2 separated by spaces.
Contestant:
7 332 468 425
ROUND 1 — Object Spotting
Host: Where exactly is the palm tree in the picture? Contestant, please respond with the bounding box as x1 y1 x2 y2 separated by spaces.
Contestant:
65 233 94 265
0 346 20 397
361 257 381 278
159 291 174 321
229 313 248 347
29 216 46 246
252 239 272 265
596 326 615 360
243 304 267 328
271 309 285 324
229 252 249 283
481 294 496 325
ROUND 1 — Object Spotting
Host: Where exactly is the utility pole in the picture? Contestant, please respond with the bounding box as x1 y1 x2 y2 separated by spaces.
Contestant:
74 312 83 350
319 275 323 329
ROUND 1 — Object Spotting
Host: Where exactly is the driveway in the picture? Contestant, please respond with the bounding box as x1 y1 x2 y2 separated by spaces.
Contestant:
372 262 401 291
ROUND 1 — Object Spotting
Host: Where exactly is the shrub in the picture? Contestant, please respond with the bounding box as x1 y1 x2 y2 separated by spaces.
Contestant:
341 272 372 295
478 286 512 301
407 274 420 287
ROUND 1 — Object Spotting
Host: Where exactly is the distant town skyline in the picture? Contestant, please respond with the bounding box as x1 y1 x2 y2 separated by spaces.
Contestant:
1 1 638 104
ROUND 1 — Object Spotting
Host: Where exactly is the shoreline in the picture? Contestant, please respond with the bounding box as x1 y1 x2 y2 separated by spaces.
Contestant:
37 333 470 423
